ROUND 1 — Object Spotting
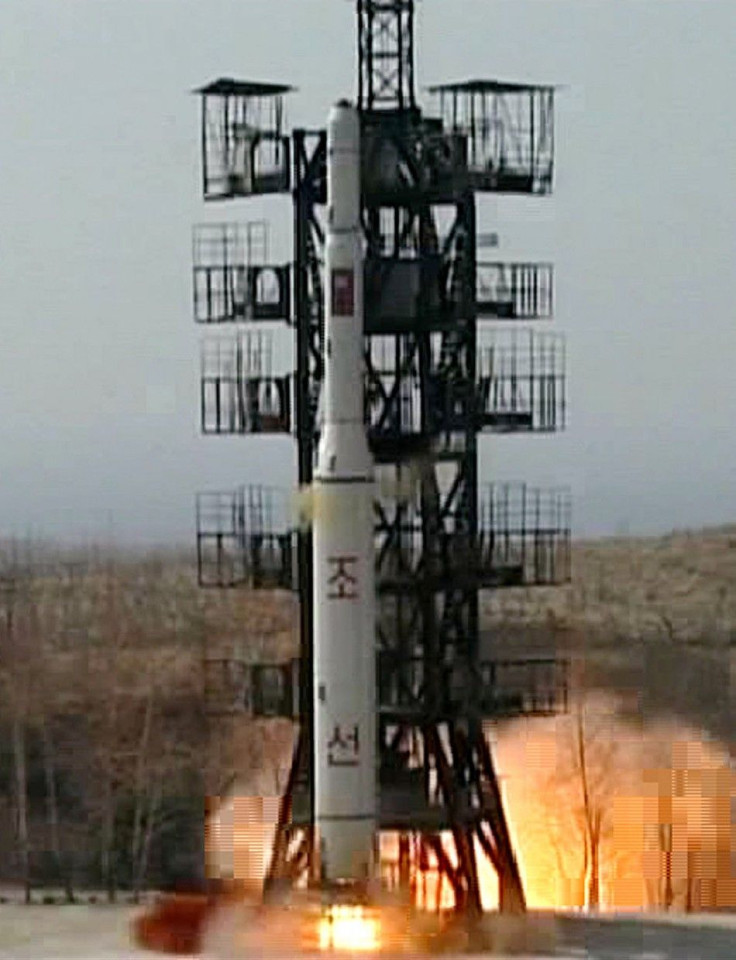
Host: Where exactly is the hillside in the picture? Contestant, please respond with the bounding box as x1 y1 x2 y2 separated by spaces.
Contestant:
480 525 736 744
0 524 733 900
483 524 736 646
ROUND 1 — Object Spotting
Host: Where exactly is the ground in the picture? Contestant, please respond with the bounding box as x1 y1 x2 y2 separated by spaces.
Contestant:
0 903 165 959
3 902 736 959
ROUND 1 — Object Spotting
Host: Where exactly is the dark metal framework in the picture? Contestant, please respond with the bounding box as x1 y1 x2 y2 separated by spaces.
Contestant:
204 654 300 718
195 480 569 596
192 222 290 324
199 332 292 434
195 79 293 200
358 0 417 113
191 0 569 917
429 80 555 195
478 484 571 587
196 485 294 589
476 262 553 319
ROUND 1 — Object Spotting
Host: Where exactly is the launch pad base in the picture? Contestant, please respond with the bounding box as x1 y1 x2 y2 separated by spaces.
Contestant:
132 886 558 957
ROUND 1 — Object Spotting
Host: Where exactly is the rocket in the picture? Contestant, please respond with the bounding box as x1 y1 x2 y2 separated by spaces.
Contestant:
312 101 377 886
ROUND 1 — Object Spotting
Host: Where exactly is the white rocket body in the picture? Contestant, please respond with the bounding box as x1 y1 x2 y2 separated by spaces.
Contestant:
312 101 377 884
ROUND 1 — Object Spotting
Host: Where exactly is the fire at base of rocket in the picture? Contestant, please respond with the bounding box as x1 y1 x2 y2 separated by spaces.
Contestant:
312 100 378 886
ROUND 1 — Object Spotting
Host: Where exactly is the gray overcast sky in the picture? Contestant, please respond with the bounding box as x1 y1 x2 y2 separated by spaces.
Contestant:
0 0 734 547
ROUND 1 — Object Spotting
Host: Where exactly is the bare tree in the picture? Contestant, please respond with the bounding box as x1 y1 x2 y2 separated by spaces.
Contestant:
40 714 75 902
542 694 622 909
9 692 31 903
88 554 129 903
0 547 37 904
132 774 164 898
0 534 297 897
29 556 84 903
129 682 156 902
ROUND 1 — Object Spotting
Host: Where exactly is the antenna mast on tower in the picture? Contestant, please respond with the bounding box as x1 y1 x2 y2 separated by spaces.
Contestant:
357 0 417 112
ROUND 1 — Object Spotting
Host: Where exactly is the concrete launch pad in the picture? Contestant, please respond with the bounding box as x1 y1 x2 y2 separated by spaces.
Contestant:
3 899 736 960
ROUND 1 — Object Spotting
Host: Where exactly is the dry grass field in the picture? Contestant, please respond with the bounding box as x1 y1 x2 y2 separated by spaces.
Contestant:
0 525 733 913
479 525 736 742
483 524 736 645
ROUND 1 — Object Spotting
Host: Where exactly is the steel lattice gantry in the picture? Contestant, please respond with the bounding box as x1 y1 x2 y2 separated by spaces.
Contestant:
191 0 569 916
358 0 417 113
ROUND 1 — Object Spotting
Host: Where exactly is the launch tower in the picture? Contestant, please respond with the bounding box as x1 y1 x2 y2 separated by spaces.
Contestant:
193 0 570 914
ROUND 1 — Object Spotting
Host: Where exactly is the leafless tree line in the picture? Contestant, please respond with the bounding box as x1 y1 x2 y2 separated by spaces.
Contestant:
0 539 294 903
508 666 735 913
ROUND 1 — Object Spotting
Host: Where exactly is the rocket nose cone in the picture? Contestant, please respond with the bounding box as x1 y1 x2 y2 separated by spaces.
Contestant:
329 100 360 142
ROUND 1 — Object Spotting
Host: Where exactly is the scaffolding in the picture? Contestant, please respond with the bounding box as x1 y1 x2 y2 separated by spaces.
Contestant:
429 80 555 194
478 483 572 586
190 0 569 918
476 328 566 433
195 79 293 200
192 221 291 324
196 485 295 590
200 332 292 434
476 262 553 319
